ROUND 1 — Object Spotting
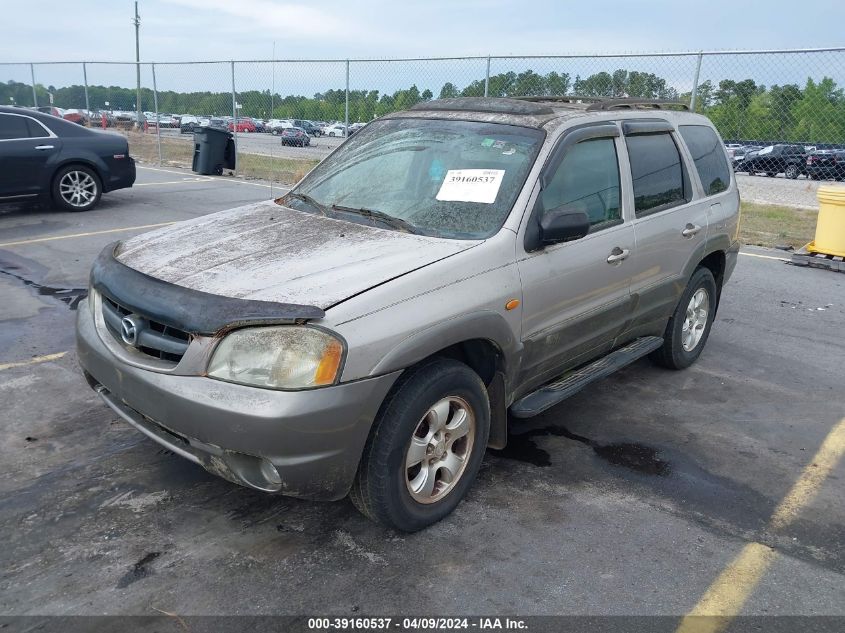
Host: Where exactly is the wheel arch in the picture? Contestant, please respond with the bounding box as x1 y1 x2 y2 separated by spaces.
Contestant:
370 312 520 450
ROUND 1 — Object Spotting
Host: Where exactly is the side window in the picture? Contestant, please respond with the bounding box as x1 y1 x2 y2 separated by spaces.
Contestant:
26 118 50 138
626 132 689 217
0 114 31 140
540 137 621 229
679 125 730 196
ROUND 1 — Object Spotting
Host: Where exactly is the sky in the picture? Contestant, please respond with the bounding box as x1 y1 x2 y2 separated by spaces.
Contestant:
1 0 844 95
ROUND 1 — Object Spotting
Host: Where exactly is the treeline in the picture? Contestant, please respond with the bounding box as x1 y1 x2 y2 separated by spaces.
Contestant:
3 68 844 143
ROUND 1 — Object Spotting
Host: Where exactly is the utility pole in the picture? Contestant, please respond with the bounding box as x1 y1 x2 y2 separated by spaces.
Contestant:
133 1 142 130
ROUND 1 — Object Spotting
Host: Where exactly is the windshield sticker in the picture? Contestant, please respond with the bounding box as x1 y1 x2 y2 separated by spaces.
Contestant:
481 138 495 147
436 169 505 204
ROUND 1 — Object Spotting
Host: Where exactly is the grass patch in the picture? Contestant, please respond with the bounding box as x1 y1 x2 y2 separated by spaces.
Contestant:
739 201 817 249
120 131 318 185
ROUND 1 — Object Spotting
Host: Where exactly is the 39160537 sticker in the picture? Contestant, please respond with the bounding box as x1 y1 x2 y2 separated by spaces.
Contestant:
436 169 505 204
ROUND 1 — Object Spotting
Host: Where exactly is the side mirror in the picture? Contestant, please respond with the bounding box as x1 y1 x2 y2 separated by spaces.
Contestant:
539 208 590 245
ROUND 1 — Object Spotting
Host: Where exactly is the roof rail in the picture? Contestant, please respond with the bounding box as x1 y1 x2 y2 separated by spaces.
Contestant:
585 98 690 111
513 95 604 103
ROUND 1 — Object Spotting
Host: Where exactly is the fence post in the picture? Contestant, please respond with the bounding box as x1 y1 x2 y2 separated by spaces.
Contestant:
690 52 703 112
231 60 238 175
484 56 491 97
344 59 350 138
152 63 162 166
82 62 90 120
30 63 37 107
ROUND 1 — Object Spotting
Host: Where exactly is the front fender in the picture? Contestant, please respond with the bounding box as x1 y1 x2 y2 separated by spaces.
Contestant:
370 310 522 388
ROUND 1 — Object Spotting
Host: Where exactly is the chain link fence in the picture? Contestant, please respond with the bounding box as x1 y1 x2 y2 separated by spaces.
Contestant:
2 49 844 184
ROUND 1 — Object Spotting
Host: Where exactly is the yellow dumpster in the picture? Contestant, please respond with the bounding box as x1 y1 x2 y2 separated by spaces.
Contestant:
808 185 845 258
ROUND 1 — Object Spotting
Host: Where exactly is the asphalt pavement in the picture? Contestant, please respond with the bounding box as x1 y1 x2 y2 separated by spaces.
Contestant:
1 166 843 623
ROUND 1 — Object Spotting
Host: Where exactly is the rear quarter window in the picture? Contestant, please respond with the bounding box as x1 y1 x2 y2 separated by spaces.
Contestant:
679 125 731 196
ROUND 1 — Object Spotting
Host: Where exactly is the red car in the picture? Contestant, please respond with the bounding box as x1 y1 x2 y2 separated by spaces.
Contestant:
228 118 256 133
34 106 88 126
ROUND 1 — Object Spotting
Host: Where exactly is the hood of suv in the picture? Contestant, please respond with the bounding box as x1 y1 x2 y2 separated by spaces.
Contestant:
115 200 479 309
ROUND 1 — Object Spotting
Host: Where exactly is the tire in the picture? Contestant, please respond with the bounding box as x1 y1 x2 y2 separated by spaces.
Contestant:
349 358 490 532
785 164 799 179
649 267 718 370
51 164 102 212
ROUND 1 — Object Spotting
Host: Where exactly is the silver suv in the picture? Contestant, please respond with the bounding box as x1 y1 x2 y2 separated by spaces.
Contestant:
77 97 740 531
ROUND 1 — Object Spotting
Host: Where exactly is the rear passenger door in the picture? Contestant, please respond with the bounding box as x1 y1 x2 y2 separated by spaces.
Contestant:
622 120 711 336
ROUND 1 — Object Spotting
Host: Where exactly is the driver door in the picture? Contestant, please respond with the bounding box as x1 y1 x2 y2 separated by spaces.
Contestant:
516 124 635 394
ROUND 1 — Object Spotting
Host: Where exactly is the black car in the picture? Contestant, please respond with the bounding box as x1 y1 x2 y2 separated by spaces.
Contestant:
806 150 845 181
737 144 807 179
0 106 135 211
292 119 321 136
280 127 311 147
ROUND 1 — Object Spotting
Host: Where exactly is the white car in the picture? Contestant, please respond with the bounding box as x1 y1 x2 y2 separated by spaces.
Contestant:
268 119 293 134
324 124 347 137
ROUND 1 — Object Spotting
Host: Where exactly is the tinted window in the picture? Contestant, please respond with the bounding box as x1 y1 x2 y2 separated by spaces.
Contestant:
0 114 30 140
26 118 50 138
626 133 688 217
679 125 730 196
541 138 621 229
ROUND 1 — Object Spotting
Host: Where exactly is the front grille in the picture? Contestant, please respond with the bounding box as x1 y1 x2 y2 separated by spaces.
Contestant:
101 294 191 363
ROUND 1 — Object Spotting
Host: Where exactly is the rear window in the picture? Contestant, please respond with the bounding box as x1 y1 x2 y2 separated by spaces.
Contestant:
679 125 730 196
626 132 689 217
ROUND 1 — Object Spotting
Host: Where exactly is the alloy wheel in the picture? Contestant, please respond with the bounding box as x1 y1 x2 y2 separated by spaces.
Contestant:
59 170 97 208
405 396 475 504
682 288 710 352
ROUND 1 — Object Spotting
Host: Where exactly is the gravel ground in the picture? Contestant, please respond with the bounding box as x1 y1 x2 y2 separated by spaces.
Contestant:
736 174 832 209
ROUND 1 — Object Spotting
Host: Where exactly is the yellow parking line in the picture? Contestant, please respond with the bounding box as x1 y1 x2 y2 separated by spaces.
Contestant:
0 351 67 372
676 417 845 633
769 416 845 530
738 252 790 262
137 164 274 189
0 222 176 248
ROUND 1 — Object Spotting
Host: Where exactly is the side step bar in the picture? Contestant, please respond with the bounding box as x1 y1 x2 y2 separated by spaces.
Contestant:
509 336 664 418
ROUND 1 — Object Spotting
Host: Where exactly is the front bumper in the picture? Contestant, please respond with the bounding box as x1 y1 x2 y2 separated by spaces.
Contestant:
76 301 399 500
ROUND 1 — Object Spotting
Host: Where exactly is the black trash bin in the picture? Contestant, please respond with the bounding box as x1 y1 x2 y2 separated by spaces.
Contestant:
192 126 236 175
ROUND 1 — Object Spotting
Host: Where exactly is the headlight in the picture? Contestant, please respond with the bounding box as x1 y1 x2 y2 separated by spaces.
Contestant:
207 326 344 390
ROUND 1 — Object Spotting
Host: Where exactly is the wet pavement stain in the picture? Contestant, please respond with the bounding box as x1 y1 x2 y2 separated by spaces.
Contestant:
116 551 161 588
492 425 671 476
0 261 87 310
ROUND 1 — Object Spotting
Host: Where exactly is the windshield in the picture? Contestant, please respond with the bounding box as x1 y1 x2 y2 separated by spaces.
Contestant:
281 117 544 239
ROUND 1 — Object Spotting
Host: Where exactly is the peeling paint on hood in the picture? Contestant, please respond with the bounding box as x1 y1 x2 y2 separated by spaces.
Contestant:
115 200 480 309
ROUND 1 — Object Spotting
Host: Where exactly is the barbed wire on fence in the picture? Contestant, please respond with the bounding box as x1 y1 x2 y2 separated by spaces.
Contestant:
3 49 844 182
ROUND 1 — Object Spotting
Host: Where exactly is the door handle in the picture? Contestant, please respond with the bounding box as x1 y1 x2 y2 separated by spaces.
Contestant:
682 223 702 238
34 145 54 150
606 247 630 264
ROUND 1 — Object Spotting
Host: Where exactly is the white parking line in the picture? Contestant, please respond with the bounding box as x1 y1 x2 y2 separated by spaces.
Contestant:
136 165 274 189
739 252 790 262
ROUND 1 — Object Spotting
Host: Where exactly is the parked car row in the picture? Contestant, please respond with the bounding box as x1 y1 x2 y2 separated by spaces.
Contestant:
727 142 845 180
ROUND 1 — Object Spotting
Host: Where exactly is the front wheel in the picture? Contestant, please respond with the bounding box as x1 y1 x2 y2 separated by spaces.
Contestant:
52 165 102 212
650 267 717 370
350 358 490 532
785 164 799 179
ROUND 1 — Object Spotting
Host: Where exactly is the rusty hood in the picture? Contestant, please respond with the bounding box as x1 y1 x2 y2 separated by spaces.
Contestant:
115 200 479 310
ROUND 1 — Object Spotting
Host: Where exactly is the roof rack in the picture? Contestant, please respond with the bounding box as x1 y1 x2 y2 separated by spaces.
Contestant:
513 95 604 104
585 98 689 111
409 97 554 116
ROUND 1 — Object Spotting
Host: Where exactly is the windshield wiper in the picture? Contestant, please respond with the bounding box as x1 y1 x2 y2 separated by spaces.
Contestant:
283 191 328 215
331 204 419 234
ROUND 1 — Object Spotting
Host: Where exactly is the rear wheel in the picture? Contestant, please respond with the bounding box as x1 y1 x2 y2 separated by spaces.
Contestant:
785 164 799 179
350 358 490 532
650 267 717 370
52 164 102 212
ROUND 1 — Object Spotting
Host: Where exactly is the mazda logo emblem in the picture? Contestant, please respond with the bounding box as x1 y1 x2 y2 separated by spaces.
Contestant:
120 316 140 346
